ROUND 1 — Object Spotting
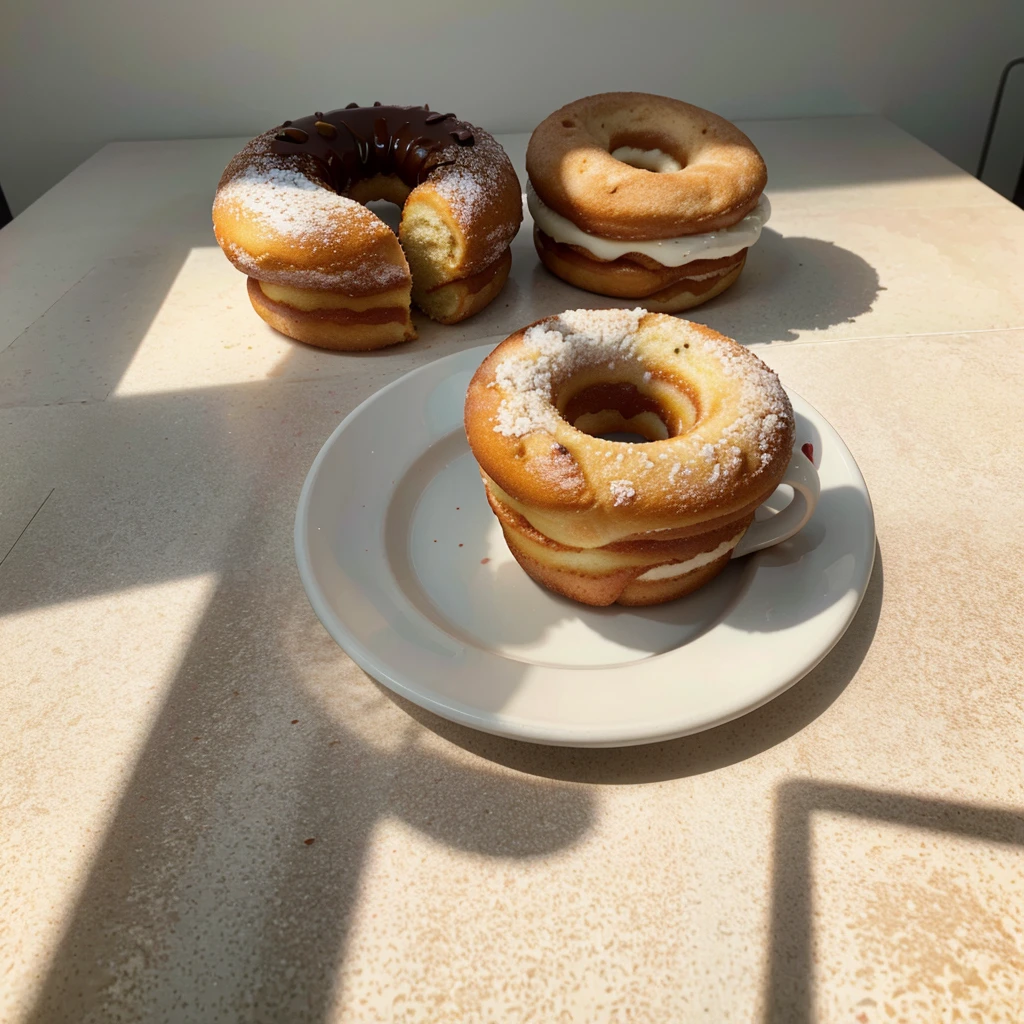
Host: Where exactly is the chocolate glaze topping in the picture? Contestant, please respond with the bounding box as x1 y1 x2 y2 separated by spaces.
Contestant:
271 104 477 193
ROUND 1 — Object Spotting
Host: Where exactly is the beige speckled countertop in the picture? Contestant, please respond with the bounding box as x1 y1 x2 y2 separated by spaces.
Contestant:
2 117 1024 1023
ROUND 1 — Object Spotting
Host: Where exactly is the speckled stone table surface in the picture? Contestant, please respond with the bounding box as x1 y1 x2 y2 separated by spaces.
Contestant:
2 116 1024 1023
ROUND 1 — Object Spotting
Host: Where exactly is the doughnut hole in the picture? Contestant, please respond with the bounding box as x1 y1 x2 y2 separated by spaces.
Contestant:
609 148 683 174
348 172 413 242
347 173 412 211
556 372 700 443
607 130 687 172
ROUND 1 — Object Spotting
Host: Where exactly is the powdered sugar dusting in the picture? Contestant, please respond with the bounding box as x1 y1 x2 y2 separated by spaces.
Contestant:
214 135 408 293
610 480 636 506
214 121 520 290
484 309 793 511
690 331 791 478
218 162 334 238
429 131 521 265
490 308 790 477
492 308 644 437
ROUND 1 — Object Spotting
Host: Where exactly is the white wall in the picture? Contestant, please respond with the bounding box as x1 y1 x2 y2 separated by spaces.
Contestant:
3 0 1023 215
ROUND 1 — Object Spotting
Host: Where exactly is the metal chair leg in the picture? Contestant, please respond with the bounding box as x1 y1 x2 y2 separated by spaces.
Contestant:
977 56 1024 210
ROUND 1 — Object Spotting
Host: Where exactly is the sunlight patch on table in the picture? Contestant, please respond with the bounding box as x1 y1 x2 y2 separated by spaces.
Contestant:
810 811 1024 1022
0 572 219 1022
112 246 306 396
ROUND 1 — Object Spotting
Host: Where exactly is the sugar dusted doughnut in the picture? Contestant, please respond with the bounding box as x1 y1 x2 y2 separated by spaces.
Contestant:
526 93 769 312
464 309 794 606
213 104 522 350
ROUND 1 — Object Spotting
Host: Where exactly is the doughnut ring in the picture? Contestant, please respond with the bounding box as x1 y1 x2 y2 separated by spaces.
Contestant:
464 309 795 605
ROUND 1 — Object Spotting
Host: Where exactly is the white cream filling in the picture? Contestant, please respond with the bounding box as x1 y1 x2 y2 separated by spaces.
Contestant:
526 182 771 268
636 533 744 582
610 146 683 173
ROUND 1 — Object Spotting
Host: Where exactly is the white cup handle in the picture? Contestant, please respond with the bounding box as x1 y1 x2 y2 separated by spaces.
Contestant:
732 447 820 558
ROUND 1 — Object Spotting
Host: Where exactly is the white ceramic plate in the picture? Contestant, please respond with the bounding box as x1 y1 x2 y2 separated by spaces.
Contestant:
296 341 875 747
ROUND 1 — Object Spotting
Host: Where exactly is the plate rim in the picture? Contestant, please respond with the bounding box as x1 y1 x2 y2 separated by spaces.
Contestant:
295 342 876 748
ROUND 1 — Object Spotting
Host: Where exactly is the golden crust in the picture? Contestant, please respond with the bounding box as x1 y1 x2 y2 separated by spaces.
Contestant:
487 478 749 563
616 555 733 606
213 141 412 297
533 228 747 312
464 311 794 551
246 277 415 351
526 92 767 240
505 531 734 607
487 475 745 602
489 479 744 606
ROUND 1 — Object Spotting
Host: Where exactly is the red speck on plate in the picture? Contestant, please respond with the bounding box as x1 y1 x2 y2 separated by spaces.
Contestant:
480 557 490 565
801 442 814 462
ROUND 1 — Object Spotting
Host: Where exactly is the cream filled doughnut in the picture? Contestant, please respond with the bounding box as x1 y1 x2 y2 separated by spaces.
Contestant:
464 309 794 606
526 93 768 312
213 104 522 351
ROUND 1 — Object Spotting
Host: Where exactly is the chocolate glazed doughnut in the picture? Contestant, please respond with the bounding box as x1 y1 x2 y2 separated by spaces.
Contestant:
213 104 522 350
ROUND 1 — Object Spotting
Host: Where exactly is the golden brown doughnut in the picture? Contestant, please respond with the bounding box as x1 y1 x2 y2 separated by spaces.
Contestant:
526 93 769 312
464 309 794 606
213 105 522 350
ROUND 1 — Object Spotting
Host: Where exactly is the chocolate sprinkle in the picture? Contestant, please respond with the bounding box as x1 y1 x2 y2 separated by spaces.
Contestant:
270 103 478 192
275 127 309 143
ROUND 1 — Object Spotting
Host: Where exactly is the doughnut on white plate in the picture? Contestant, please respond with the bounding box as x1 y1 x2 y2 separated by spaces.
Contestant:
295 341 875 747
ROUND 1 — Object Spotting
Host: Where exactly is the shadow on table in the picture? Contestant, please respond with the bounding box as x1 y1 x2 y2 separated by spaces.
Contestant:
6 234 880 1019
393 541 883 785
701 229 884 343
22 486 596 1023
0 250 200 409
763 779 1024 1023
526 229 883 346
0 147 909 1022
